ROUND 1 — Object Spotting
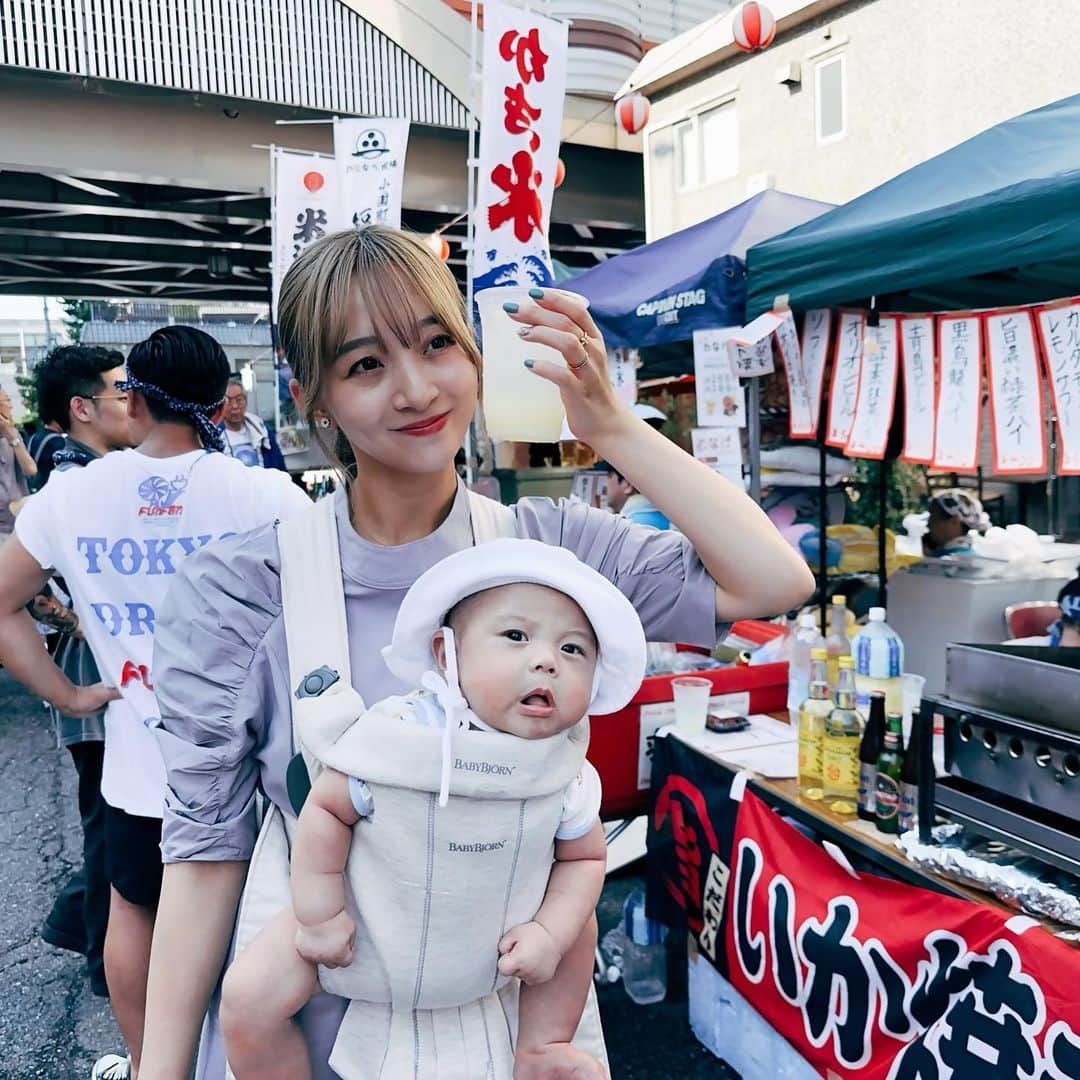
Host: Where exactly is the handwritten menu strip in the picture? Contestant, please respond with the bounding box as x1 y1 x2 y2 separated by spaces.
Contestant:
693 329 745 428
984 311 1045 475
691 427 744 489
1035 300 1080 475
826 311 864 448
846 317 899 459
729 336 775 378
898 316 936 463
933 315 982 472
775 311 812 437
797 309 832 438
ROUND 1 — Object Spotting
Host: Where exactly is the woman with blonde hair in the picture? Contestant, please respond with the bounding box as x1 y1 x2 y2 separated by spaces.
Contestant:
140 225 813 1079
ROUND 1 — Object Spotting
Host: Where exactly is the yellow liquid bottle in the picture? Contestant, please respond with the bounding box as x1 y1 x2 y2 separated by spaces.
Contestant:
824 594 851 687
822 656 864 814
798 648 831 801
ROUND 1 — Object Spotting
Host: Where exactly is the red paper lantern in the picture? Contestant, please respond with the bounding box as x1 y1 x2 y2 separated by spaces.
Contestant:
302 171 325 192
554 157 566 188
616 93 650 135
423 232 450 261
732 1 776 51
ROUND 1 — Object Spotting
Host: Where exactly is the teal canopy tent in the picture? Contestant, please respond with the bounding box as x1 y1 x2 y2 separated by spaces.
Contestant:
745 93 1080 318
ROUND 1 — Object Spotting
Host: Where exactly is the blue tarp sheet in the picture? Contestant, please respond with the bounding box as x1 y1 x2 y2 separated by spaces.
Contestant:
568 190 831 348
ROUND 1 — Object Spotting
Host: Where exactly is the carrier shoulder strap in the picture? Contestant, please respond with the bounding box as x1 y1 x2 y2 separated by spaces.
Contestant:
278 496 351 790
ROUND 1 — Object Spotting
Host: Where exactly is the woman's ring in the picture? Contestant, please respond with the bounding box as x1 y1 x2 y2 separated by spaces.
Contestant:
569 333 590 369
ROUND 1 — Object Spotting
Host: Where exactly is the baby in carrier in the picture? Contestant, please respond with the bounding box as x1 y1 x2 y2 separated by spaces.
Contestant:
221 539 646 1080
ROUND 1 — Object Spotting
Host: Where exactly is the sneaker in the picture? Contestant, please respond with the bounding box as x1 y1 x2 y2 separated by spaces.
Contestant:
90 1054 130 1079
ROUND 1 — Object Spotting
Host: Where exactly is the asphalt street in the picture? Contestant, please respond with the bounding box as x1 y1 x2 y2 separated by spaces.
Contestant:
0 669 736 1079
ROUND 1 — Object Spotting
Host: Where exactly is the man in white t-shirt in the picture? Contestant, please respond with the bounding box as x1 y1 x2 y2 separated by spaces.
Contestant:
0 325 310 1080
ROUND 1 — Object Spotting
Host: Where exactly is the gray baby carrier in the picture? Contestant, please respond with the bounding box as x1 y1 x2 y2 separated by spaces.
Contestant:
226 493 610 1079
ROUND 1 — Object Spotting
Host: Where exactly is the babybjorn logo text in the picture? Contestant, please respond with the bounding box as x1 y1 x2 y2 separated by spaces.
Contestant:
449 841 507 853
454 758 514 776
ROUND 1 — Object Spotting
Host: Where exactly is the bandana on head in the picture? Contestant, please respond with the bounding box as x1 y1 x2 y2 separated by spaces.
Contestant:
116 372 225 452
932 489 989 532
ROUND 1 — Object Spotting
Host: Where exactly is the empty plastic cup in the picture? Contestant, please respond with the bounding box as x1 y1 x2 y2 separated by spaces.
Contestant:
672 676 712 735
476 286 566 442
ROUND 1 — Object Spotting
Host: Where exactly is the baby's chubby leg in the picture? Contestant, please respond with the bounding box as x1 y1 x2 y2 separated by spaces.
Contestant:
220 906 320 1080
513 915 608 1080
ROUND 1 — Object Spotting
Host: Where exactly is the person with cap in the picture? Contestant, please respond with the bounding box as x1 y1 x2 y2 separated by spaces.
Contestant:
0 325 311 1080
598 402 671 529
141 227 813 1080
220 539 643 1080
922 489 990 557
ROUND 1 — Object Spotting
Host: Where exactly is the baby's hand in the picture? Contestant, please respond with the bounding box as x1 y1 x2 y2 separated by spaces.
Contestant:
497 921 561 985
295 910 356 968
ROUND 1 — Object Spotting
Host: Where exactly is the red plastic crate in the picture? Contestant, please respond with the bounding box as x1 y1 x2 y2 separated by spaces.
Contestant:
588 621 789 820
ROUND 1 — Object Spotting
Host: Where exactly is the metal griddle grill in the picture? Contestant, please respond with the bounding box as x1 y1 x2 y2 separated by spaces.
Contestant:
917 644 1080 877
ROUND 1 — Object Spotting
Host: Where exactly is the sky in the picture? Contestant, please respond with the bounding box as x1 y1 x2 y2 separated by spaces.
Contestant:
0 295 64 320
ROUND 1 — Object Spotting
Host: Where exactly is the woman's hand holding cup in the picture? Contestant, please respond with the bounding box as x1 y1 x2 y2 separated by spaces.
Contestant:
504 288 632 449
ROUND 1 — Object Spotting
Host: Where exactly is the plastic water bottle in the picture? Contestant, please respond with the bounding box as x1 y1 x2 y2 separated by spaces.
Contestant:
622 889 667 1005
852 607 905 716
787 613 825 723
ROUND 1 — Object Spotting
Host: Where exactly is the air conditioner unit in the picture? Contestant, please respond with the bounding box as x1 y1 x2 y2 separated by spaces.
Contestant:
775 61 801 86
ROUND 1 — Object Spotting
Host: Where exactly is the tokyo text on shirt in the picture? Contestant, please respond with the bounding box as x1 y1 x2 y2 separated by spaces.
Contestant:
15 448 311 817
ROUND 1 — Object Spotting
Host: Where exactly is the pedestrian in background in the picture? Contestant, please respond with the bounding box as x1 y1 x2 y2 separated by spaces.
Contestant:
217 375 287 469
0 386 37 541
29 344 133 1000
0 326 310 1080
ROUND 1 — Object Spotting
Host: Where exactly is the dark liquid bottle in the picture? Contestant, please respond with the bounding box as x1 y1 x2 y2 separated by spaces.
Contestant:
898 712 922 834
875 712 906 834
857 692 886 821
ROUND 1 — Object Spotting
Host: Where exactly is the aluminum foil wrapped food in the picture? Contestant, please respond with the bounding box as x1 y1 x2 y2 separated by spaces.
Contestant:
897 824 1080 936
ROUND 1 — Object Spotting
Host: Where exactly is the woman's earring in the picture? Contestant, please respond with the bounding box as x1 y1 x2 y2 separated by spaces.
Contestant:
316 415 331 429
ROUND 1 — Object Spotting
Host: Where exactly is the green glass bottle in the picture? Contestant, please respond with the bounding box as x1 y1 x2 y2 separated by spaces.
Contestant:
822 656 863 814
874 712 906 834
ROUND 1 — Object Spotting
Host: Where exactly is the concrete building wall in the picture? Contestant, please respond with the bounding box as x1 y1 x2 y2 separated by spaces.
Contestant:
642 0 1080 238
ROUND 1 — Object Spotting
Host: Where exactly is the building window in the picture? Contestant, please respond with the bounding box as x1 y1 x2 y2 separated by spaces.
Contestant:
676 120 698 190
700 102 738 184
816 54 846 143
675 100 738 190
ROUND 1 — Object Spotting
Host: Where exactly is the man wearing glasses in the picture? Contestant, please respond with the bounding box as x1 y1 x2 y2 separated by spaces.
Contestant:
217 376 287 470
27 345 134 1001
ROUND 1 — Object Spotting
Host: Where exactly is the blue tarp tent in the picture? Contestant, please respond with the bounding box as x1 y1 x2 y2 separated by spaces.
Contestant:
569 190 831 349
745 93 1080 317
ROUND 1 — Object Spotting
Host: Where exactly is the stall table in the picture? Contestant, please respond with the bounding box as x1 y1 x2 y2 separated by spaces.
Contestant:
647 716 1080 1079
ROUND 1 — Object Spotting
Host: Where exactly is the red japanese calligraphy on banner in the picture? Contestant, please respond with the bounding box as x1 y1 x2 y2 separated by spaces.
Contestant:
724 790 1080 1080
472 1 568 292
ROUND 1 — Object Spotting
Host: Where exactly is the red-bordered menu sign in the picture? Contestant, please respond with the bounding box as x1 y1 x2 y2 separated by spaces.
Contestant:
933 314 982 472
898 315 936 464
846 316 899 460
1035 298 1080 475
984 308 1047 476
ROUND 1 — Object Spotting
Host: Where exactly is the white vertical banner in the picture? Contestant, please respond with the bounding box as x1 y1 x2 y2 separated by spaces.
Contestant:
984 310 1045 475
774 311 811 437
899 316 936 463
607 350 637 408
472 1 568 293
798 309 832 436
1035 300 1080 475
846 317 899 459
693 328 745 427
691 427 744 488
272 150 338 318
333 118 410 230
826 311 864 447
933 314 983 472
